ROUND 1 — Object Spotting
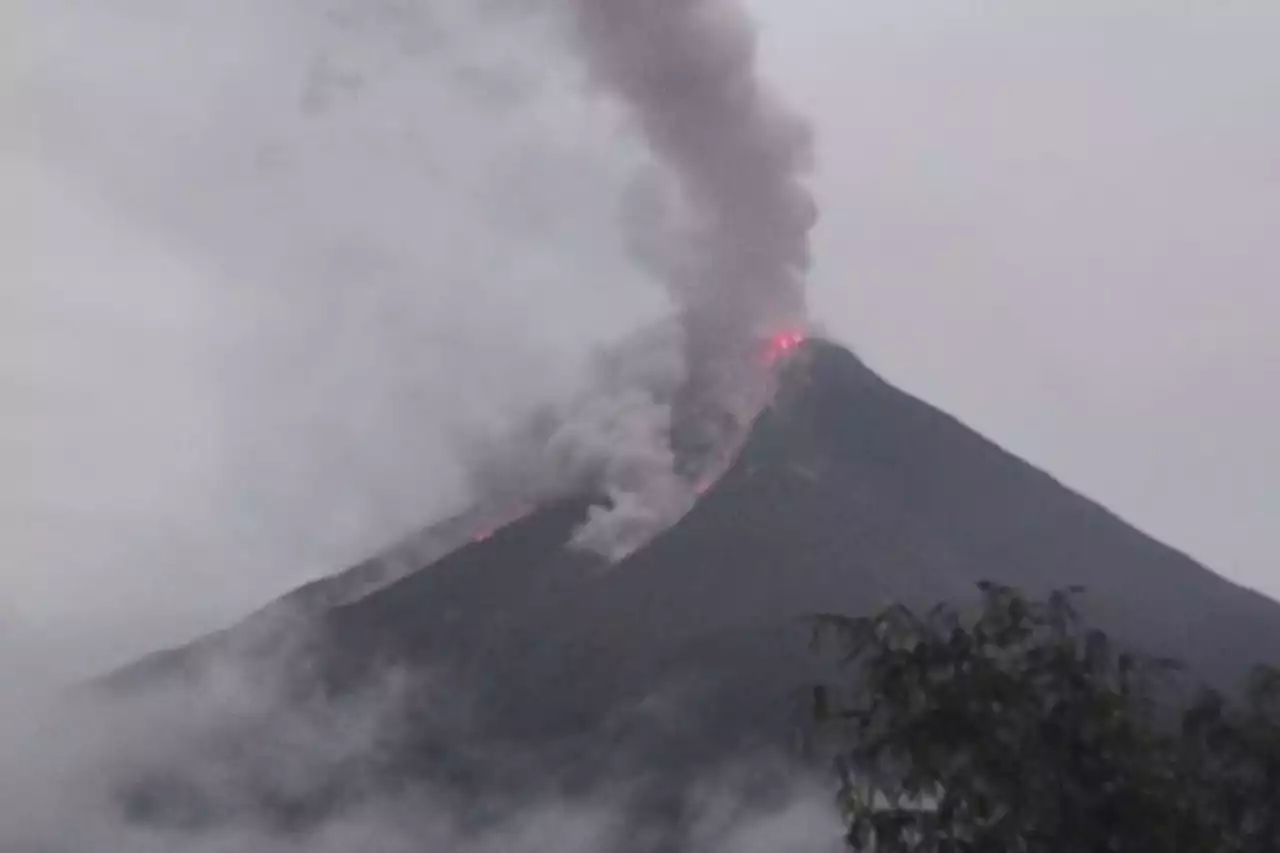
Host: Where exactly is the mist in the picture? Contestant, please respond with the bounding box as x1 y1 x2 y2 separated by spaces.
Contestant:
1 0 846 846
5 0 826 685
0 612 844 850
5 0 669 679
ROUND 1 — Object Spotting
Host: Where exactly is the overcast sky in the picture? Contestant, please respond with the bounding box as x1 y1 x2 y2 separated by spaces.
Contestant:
746 0 1279 600
4 0 1277 684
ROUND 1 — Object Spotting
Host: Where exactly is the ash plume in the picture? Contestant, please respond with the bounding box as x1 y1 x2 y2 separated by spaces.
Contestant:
573 0 817 437
574 0 818 313
473 0 819 558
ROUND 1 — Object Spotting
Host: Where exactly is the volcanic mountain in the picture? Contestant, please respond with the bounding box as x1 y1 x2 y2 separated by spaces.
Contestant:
108 338 1280 824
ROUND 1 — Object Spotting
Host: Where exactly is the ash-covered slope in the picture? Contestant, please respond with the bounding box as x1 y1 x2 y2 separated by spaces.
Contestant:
112 339 1280 796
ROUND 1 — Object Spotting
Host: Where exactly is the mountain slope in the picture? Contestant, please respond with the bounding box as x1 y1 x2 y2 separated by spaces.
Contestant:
319 338 1280 687
109 339 1280 815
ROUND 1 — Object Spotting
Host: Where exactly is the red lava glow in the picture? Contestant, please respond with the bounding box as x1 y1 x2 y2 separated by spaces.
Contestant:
473 529 494 543
763 330 807 365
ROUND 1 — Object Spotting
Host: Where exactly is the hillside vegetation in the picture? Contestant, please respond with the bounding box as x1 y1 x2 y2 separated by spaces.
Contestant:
813 583 1280 852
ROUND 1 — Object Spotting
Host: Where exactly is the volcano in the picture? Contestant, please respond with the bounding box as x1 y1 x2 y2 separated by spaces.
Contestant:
108 338 1280 826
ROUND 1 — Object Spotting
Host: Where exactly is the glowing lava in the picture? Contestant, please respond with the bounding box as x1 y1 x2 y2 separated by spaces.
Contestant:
763 330 807 365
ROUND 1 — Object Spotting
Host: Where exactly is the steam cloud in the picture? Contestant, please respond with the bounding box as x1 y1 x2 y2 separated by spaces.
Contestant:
474 0 818 559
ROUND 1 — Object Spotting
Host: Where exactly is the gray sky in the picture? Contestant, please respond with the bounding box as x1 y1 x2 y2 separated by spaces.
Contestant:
3 0 1278 683
747 0 1279 600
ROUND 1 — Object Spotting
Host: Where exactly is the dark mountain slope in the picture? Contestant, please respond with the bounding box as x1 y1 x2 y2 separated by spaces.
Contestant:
318 341 1280 707
110 339 1280 810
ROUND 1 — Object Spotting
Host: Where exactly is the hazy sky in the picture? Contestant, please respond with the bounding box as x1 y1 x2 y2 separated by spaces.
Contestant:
4 0 1278 683
746 0 1279 600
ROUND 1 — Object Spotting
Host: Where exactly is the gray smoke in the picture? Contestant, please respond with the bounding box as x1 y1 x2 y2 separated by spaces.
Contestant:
575 0 817 354
576 0 818 465
475 0 818 558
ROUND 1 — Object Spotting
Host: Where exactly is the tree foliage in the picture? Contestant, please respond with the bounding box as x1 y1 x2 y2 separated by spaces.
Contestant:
810 582 1280 852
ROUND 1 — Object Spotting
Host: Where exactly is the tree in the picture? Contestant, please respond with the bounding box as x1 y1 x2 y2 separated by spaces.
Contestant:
809 582 1280 852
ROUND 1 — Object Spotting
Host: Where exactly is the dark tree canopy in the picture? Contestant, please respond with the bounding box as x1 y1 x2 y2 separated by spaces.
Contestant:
810 582 1280 853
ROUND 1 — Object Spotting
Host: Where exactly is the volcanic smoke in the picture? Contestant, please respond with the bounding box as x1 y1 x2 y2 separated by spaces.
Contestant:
467 0 818 560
